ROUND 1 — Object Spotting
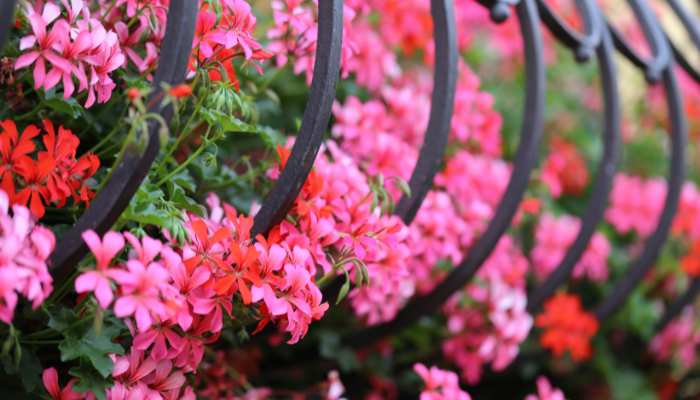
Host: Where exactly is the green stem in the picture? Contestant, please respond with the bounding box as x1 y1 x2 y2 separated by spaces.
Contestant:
155 136 210 187
88 108 128 154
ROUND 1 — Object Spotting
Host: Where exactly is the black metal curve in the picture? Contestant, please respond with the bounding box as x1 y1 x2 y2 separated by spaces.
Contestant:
527 17 620 313
49 0 198 282
593 66 687 321
394 0 458 224
476 0 520 23
536 0 602 62
666 0 700 83
604 0 671 82
0 0 15 50
251 0 342 237
344 0 545 346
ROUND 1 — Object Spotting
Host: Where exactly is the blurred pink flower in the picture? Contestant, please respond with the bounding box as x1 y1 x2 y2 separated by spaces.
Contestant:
414 363 472 400
525 376 566 400
0 190 54 323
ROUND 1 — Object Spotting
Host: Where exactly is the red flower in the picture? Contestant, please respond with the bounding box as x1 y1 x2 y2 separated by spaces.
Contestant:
0 120 40 199
0 119 100 218
682 240 700 277
535 293 598 361
170 84 193 98
127 87 141 100
14 157 52 218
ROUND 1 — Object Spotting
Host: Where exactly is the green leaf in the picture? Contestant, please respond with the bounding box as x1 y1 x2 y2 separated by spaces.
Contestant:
336 268 351 305
59 330 123 378
69 365 111 400
42 91 85 119
17 348 42 392
200 108 258 135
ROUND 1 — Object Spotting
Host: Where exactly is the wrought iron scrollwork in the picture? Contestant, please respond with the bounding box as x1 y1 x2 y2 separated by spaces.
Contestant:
395 0 458 224
251 0 343 236
593 0 686 321
48 0 199 282
528 2 621 313
345 0 546 346
1 0 700 354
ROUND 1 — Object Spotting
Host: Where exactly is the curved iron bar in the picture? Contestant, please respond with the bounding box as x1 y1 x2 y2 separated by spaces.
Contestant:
49 0 198 282
250 0 342 237
535 0 602 62
604 0 671 82
321 0 458 301
344 0 546 347
527 14 620 314
593 8 687 320
656 277 700 332
0 0 15 50
476 0 520 23
394 0 458 224
666 0 700 83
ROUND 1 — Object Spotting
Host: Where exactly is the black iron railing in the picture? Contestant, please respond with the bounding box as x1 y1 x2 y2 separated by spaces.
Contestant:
1 0 698 351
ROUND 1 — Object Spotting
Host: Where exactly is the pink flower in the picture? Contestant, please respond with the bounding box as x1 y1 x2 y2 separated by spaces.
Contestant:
42 368 82 400
414 363 471 400
0 190 54 323
15 3 70 90
531 213 610 283
606 173 666 237
525 376 566 400
650 307 700 370
75 230 124 309
15 1 125 107
111 259 170 332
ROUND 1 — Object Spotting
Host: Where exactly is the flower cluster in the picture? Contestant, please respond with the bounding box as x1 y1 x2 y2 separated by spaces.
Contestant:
681 239 700 277
268 0 358 84
442 266 533 384
0 190 54 324
0 119 99 218
70 203 327 397
192 0 270 86
413 363 472 400
606 173 666 238
541 137 590 198
271 144 412 325
536 293 598 361
98 0 168 74
531 213 611 282
650 308 700 370
673 182 700 240
16 0 126 107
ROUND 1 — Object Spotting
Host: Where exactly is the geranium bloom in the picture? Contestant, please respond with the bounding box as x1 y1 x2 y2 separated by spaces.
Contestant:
606 173 666 237
536 293 598 361
541 137 590 198
190 1 270 85
650 307 700 370
42 368 81 400
268 0 357 83
15 1 126 107
75 230 124 309
0 119 99 218
111 259 171 332
0 190 54 323
525 376 566 400
414 363 472 400
531 213 610 282
0 120 39 199
681 239 700 277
